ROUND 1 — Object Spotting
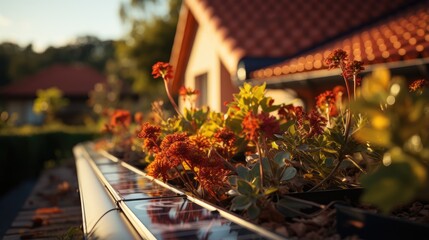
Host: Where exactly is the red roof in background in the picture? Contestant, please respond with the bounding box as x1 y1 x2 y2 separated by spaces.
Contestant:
195 0 411 59
0 64 106 98
251 1 429 80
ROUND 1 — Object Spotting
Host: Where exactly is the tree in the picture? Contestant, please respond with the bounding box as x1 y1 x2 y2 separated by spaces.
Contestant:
0 36 115 87
33 87 69 124
114 0 182 97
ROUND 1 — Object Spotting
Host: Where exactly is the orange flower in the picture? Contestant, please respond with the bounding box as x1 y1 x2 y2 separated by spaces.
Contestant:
137 123 161 153
409 79 428 92
242 112 280 142
110 109 131 128
214 128 236 148
146 155 174 181
242 112 260 142
316 90 338 117
152 62 173 81
198 165 230 198
134 112 144 124
179 86 200 101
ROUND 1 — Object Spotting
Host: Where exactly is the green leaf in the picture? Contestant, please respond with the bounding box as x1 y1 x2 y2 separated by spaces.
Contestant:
237 179 254 195
322 148 338 154
251 176 261 191
231 195 252 210
249 163 260 180
324 157 335 168
281 167 297 181
361 162 420 213
288 125 296 135
274 151 290 167
236 165 249 179
228 175 237 186
264 187 278 195
247 203 261 219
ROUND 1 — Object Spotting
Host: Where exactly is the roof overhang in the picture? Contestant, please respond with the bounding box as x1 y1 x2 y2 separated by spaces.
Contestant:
249 57 429 89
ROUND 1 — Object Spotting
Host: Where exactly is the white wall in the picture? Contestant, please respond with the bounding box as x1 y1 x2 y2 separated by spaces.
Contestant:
184 23 222 112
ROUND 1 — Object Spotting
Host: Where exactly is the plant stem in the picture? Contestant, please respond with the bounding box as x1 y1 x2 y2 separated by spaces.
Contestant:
353 74 357 101
256 142 264 189
164 80 184 119
308 64 353 192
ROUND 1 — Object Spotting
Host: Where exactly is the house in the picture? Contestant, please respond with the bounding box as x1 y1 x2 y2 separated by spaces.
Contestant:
170 0 427 111
0 64 107 125
250 0 429 107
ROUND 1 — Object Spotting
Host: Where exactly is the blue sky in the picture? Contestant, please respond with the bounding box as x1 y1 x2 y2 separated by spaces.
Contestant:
0 0 126 52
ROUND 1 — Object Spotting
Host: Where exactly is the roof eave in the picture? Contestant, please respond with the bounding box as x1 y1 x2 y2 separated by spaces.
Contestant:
248 58 429 87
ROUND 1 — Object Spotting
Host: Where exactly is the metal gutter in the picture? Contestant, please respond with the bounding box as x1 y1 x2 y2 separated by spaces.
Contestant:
74 144 142 239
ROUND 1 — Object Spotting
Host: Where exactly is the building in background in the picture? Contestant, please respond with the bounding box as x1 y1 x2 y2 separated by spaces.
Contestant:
0 64 106 125
170 0 428 111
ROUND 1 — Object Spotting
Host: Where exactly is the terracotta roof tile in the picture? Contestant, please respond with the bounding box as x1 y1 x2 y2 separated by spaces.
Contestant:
251 1 429 79
193 0 413 59
0 64 106 98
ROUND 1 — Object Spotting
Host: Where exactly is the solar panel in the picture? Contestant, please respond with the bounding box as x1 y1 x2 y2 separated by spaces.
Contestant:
79 143 283 239
123 197 265 240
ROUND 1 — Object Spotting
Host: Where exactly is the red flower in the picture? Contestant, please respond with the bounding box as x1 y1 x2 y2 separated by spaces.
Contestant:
409 79 428 92
333 86 346 96
146 154 175 181
110 109 131 128
160 132 188 150
152 62 173 80
346 60 365 75
165 141 192 166
344 60 365 81
316 90 338 117
138 123 161 153
214 128 236 148
198 165 230 198
134 112 144 124
307 110 327 137
325 49 348 69
213 128 237 158
138 123 161 139
278 104 304 122
179 86 200 101
242 111 280 142
258 112 280 139
242 112 260 142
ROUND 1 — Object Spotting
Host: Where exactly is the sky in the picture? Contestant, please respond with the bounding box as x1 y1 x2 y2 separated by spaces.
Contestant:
0 0 126 52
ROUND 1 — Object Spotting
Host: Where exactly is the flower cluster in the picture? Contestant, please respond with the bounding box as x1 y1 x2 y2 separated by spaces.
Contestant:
179 86 200 101
141 131 231 200
152 61 174 81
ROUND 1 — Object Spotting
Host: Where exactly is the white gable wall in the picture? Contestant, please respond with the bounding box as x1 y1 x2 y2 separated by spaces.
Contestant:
184 23 222 112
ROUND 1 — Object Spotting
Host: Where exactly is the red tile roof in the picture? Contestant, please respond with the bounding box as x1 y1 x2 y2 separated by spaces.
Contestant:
170 0 417 89
199 0 410 59
0 64 106 98
251 1 429 80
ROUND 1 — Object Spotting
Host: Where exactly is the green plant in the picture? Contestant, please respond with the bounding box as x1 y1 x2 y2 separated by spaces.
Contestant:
353 68 429 212
229 151 297 219
125 56 372 219
33 87 69 124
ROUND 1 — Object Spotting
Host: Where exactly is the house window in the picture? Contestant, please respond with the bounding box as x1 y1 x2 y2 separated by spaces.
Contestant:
195 73 208 107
